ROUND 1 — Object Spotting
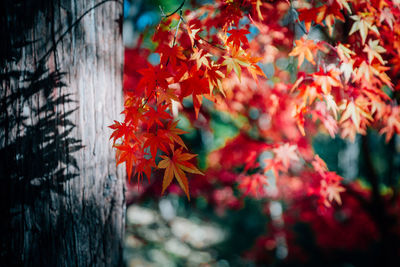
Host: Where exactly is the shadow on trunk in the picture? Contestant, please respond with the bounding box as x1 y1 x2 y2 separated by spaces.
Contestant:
0 49 83 265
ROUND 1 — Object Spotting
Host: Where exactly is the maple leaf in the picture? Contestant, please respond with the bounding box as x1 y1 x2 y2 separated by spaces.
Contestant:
134 158 155 184
340 60 354 83
222 49 250 81
349 14 379 45
180 67 209 98
298 3 345 34
380 7 394 30
152 20 173 43
144 105 172 130
205 62 225 94
227 28 250 49
352 60 392 88
379 107 400 142
299 84 321 105
337 43 355 61
159 120 188 149
158 147 203 199
312 69 342 94
156 87 179 105
143 132 171 159
372 64 392 88
289 37 326 68
157 44 186 66
324 94 339 119
179 67 210 117
109 120 137 144
186 23 201 47
352 61 377 84
190 48 211 69
335 0 352 13
363 87 391 117
363 39 386 64
298 6 328 32
246 55 266 83
238 173 268 198
114 142 139 182
312 155 328 175
292 104 308 136
137 64 170 96
322 180 345 206
321 172 345 206
273 143 300 170
339 99 373 131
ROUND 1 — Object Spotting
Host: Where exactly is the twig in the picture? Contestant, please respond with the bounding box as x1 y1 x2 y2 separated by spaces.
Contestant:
139 3 186 111
162 0 185 18
39 0 123 63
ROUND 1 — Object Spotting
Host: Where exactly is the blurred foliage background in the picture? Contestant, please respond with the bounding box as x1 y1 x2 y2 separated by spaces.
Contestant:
122 1 400 266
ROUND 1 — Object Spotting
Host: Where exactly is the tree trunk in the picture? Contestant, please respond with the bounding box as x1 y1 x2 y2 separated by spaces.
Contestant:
0 0 125 266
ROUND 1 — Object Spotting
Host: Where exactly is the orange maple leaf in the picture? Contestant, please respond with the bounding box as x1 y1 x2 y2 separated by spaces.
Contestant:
157 147 204 199
222 48 250 81
289 37 326 68
380 106 400 142
156 87 179 105
159 120 188 149
312 69 342 94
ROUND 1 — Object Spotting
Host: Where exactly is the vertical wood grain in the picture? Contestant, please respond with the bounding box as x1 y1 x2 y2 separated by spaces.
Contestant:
0 0 125 266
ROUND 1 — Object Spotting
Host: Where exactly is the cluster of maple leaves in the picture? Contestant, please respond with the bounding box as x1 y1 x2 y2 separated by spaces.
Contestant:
112 0 400 211
291 0 399 143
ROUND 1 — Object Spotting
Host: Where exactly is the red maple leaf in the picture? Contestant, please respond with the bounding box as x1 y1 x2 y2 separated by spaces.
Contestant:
227 28 250 49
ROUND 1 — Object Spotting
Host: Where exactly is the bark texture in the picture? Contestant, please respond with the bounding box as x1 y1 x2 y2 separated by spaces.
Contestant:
0 0 125 266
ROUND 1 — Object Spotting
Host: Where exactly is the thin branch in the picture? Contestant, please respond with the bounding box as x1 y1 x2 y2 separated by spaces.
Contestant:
39 0 123 63
142 11 183 109
197 35 226 51
140 88 155 109
172 11 183 47
324 42 338 54
139 4 185 111
162 0 185 18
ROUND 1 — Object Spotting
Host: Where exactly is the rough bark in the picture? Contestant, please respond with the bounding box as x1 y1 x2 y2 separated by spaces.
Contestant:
0 0 125 266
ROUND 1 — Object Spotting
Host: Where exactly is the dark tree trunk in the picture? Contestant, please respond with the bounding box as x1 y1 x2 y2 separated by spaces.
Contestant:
0 0 125 266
